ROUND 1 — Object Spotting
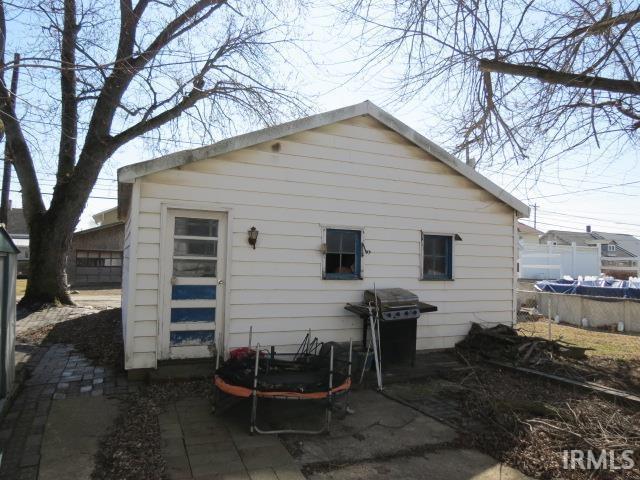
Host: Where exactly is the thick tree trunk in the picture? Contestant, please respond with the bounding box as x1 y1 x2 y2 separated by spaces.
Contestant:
16 136 112 309
19 213 75 307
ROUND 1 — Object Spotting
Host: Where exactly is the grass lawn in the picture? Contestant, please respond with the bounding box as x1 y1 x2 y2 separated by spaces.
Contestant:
517 319 640 361
16 278 26 298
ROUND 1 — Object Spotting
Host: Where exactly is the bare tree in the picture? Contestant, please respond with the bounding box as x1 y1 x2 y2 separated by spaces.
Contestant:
0 0 307 306
344 0 640 169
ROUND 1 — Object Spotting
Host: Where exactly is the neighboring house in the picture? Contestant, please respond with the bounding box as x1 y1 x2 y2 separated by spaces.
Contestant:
5 207 29 278
117 101 529 371
67 208 124 287
92 206 120 226
517 222 542 245
0 226 18 412
540 227 640 279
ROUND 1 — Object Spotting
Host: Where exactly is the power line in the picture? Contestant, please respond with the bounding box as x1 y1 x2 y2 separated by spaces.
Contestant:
538 209 640 229
521 219 640 237
485 168 640 190
9 189 116 201
526 180 640 199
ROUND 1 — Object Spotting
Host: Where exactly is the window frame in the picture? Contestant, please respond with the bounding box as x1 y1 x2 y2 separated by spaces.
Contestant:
321 227 364 280
420 232 455 281
607 244 616 252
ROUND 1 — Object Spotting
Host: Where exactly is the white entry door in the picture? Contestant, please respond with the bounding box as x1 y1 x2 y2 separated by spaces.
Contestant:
162 210 225 359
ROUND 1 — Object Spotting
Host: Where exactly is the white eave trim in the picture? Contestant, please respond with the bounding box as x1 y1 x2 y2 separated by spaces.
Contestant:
117 101 530 218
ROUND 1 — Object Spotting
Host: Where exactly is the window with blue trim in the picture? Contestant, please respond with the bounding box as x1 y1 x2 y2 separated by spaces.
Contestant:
324 229 362 280
422 234 453 280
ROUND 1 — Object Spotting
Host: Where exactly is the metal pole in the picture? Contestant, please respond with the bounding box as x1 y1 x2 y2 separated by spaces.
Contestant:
373 283 383 380
346 339 354 414
368 304 383 391
248 326 252 349
0 53 20 226
326 345 334 430
250 343 260 434
548 297 552 340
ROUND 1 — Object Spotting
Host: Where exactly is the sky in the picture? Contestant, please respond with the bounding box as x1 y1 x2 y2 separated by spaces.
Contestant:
6 2 640 237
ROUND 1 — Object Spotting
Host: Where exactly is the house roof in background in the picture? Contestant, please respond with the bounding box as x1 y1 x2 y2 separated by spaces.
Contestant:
73 221 124 237
6 208 28 236
543 229 640 257
92 206 118 225
592 231 640 257
117 101 530 217
517 222 543 235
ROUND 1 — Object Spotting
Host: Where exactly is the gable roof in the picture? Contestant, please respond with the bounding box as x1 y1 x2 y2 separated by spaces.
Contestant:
517 222 542 235
593 231 640 257
117 101 529 217
0 226 19 254
542 229 640 257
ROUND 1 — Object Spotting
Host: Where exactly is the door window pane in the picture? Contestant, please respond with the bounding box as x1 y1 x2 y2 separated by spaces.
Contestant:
175 217 218 237
174 239 217 257
173 259 217 277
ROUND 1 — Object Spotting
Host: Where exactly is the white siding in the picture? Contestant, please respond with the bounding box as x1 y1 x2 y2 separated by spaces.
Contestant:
121 212 131 364
125 115 517 363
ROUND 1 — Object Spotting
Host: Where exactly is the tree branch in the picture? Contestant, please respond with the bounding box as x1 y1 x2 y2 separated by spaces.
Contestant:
478 59 640 96
57 0 78 180
0 1 44 221
111 86 214 146
564 9 640 39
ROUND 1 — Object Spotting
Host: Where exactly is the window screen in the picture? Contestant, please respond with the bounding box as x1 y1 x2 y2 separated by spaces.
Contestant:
324 229 361 279
422 234 453 280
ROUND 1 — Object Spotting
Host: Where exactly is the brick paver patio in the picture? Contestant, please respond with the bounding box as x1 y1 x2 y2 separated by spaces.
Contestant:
0 306 134 480
1 305 305 480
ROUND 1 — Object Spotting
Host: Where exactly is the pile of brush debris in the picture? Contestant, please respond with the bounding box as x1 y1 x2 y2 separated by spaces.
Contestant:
456 323 588 366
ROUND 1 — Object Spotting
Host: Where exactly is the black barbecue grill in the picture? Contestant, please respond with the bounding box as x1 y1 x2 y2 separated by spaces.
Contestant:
345 288 437 366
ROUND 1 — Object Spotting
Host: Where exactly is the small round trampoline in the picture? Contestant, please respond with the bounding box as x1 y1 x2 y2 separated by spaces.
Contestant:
213 334 353 434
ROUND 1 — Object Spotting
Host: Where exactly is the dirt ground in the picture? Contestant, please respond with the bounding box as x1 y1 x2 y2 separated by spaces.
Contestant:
12 295 638 479
518 319 640 360
15 279 121 309
517 319 640 394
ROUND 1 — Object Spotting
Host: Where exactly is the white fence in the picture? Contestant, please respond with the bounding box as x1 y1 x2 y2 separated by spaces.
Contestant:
519 243 600 280
523 290 640 333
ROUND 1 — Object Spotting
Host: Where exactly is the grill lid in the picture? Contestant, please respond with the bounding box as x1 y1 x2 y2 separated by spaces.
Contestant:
364 288 419 309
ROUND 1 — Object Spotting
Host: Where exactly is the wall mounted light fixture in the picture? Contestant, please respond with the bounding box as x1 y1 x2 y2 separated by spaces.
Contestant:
248 226 259 249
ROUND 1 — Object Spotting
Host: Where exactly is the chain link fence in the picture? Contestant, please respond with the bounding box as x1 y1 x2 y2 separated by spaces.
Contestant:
516 288 640 333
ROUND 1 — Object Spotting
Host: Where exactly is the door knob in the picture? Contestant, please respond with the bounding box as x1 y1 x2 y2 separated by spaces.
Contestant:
218 280 225 286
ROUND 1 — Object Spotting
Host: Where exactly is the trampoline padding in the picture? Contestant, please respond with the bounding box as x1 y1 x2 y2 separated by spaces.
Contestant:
214 375 351 399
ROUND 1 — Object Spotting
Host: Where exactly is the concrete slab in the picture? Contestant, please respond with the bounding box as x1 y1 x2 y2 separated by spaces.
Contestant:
38 396 120 480
280 390 457 466
159 400 305 480
306 448 533 480
238 444 297 470
273 465 306 480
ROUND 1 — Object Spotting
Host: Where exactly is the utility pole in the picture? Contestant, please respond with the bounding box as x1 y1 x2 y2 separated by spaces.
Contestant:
0 53 20 226
533 203 538 229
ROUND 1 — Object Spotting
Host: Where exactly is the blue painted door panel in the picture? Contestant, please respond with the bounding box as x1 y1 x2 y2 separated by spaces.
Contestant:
171 285 216 300
170 307 216 323
170 330 214 346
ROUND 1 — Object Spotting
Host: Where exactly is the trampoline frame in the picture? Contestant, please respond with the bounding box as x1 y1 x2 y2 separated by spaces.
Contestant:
213 337 353 435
